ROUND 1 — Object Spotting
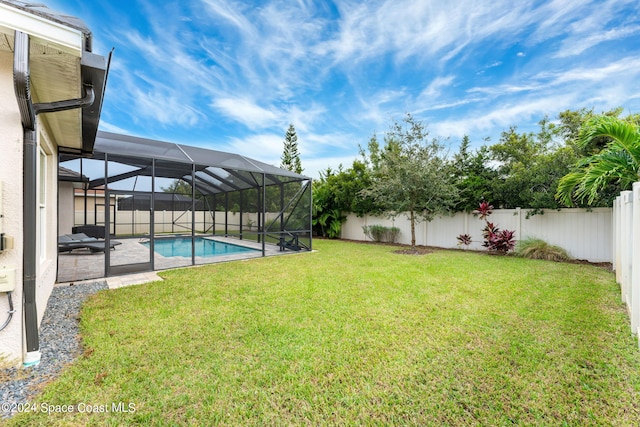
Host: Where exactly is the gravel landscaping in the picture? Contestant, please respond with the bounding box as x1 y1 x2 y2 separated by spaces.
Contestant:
0 281 107 419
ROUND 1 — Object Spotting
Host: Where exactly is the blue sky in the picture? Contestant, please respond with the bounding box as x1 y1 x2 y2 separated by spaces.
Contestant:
51 0 640 178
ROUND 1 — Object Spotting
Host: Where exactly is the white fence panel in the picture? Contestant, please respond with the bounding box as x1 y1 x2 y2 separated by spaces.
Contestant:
620 192 633 307
76 210 274 235
631 183 640 336
612 185 640 347
614 197 621 283
342 208 612 262
342 214 367 241
521 208 612 262
426 213 476 249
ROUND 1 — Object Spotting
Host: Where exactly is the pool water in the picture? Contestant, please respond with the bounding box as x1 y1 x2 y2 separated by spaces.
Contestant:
143 237 259 258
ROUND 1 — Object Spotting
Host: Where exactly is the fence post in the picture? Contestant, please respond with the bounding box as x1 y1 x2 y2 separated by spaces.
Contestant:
620 191 633 307
614 196 621 282
631 184 640 340
515 207 522 241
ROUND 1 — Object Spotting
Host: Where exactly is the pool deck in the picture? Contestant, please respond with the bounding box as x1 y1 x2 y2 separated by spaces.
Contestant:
57 236 295 285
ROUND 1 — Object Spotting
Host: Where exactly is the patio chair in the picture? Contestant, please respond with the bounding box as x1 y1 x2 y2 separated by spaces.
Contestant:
278 234 302 251
58 233 122 253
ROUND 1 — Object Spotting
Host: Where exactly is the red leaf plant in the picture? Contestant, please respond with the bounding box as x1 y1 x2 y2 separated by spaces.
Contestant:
473 201 494 220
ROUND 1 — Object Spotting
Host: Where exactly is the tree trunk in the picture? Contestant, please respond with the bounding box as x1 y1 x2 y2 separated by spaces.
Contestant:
410 210 416 249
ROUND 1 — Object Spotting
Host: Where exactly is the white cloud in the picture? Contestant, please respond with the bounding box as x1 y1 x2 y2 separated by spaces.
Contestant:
536 56 640 86
419 76 455 100
554 25 640 58
132 89 204 126
97 120 130 134
414 98 479 114
311 0 584 92
221 128 364 179
430 55 640 141
302 155 362 179
223 133 284 165
431 95 573 140
281 104 328 134
200 0 257 38
467 84 542 96
301 130 360 154
354 89 408 125
209 97 328 134
211 98 280 130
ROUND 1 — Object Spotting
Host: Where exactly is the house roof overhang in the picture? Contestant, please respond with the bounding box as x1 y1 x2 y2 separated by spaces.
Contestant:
0 0 108 153
58 165 88 182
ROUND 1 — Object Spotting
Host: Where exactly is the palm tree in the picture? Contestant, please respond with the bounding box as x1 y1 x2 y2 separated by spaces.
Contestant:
556 116 640 206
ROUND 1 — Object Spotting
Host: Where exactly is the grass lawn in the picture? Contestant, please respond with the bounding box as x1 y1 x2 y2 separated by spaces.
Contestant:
8 240 640 426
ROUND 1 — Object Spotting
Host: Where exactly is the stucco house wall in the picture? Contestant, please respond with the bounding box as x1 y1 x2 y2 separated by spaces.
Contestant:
0 0 107 365
0 48 60 364
0 49 25 364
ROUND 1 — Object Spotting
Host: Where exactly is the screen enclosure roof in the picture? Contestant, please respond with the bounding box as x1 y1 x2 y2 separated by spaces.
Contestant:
77 131 310 195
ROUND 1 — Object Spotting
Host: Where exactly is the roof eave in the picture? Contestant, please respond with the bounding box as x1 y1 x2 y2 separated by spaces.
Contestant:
79 50 109 154
1 0 109 154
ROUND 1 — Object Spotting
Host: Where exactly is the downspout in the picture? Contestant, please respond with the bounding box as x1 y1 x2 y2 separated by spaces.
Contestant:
13 30 96 367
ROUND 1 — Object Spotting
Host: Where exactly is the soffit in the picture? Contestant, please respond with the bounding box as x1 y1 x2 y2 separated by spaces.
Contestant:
31 38 82 149
0 3 83 149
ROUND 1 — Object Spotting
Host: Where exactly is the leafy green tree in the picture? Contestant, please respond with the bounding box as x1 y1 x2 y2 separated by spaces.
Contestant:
451 135 498 212
490 126 542 168
548 107 632 208
556 107 625 155
361 114 458 248
312 167 345 238
556 108 596 148
311 160 379 238
330 161 380 216
161 179 195 196
280 123 303 174
556 115 640 206
487 127 538 208
487 120 580 212
447 109 625 215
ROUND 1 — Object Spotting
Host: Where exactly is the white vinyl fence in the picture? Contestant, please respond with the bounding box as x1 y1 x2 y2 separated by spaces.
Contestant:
75 210 270 235
342 208 612 263
613 184 640 347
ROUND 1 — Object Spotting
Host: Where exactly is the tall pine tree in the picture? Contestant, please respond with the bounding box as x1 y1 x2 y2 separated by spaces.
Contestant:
280 124 303 174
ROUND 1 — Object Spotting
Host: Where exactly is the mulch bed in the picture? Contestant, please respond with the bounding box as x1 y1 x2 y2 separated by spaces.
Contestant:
393 247 433 255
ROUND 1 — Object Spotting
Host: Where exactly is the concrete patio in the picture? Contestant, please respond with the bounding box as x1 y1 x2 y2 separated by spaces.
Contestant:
57 236 288 284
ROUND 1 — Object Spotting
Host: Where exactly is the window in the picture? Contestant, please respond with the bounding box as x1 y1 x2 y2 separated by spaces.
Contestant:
39 148 47 261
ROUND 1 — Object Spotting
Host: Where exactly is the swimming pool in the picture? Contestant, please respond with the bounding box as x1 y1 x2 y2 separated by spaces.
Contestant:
143 237 259 258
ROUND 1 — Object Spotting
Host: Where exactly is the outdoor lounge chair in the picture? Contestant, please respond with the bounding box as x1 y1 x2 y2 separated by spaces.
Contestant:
58 233 122 253
278 234 302 251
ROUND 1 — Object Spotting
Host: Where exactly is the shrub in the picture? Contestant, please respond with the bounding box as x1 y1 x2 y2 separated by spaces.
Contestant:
481 221 499 248
363 225 400 243
473 201 494 220
456 233 472 248
486 229 516 253
477 203 517 253
313 208 345 238
454 201 517 254
515 238 571 262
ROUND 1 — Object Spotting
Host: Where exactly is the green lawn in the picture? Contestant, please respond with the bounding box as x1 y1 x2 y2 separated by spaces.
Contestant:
9 240 640 426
